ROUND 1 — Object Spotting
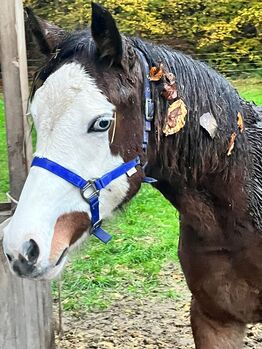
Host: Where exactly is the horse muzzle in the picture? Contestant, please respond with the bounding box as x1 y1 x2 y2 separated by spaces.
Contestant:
3 238 69 279
2 211 90 280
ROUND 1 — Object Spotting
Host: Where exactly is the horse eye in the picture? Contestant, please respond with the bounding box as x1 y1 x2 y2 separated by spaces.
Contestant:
88 115 113 133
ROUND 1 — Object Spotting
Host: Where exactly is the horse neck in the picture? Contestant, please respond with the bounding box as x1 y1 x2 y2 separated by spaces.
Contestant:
145 109 250 215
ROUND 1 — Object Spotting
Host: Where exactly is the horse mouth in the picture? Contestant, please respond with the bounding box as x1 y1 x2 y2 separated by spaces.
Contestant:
32 260 68 280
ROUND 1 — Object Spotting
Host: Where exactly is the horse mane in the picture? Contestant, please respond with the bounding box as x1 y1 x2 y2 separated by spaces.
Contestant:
130 38 256 182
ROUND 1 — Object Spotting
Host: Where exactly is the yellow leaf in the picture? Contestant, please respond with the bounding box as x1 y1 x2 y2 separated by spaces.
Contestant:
163 99 187 136
237 112 244 133
227 132 237 156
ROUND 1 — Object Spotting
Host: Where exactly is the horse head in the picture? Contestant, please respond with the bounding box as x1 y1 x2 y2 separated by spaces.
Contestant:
3 3 148 279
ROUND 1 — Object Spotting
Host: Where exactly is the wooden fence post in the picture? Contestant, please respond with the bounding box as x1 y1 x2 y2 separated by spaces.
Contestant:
0 1 55 348
0 0 32 202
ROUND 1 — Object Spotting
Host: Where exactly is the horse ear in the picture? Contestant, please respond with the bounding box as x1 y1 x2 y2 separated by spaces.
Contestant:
91 2 123 66
25 7 66 56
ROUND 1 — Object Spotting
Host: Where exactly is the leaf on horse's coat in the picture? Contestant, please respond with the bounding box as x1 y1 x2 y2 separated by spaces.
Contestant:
237 112 244 133
162 82 178 100
200 112 218 139
227 132 237 156
149 64 164 81
163 99 187 136
162 71 177 101
165 71 176 85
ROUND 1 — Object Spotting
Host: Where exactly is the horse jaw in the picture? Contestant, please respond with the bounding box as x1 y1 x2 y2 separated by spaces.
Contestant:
3 62 130 280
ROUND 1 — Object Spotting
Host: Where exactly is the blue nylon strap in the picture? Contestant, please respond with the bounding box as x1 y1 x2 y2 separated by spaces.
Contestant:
94 157 140 190
93 227 112 243
88 196 112 243
89 196 100 225
32 156 140 191
31 157 88 189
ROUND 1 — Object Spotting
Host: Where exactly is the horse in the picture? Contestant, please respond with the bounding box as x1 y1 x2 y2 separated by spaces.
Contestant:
3 3 262 348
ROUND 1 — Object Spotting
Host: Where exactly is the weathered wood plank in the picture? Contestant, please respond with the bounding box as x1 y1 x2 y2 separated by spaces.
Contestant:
0 203 11 212
0 0 32 205
0 204 12 223
0 219 55 349
0 212 11 224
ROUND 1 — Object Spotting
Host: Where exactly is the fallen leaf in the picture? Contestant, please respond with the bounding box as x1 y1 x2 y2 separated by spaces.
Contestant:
227 132 237 156
237 112 244 133
162 83 178 100
200 112 218 139
149 63 164 81
163 99 187 136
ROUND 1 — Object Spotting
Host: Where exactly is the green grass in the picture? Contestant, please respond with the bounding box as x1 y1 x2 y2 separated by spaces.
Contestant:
55 185 179 311
231 77 262 105
0 77 262 312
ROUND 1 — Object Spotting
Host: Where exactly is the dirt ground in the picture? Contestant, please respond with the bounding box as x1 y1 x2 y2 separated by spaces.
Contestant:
55 263 262 349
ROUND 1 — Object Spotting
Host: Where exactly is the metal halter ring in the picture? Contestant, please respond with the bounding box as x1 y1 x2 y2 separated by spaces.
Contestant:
80 179 100 202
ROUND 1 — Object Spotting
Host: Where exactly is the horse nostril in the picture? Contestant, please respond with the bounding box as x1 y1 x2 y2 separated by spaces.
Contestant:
25 239 40 264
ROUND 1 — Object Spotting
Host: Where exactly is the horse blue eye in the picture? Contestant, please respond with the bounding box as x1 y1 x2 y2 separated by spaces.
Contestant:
89 116 113 132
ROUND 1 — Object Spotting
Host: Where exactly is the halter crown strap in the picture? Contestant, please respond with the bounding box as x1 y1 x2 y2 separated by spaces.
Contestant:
136 49 157 184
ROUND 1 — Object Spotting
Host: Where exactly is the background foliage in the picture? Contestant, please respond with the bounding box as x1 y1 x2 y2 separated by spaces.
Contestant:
24 0 262 75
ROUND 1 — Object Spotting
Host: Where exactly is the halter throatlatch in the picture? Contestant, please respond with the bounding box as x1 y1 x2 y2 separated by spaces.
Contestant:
31 50 155 243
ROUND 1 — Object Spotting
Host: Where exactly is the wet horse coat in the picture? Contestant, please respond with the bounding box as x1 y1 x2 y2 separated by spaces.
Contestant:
3 4 262 348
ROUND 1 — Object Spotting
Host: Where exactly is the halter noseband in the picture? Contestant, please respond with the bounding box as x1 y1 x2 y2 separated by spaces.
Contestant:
31 50 155 243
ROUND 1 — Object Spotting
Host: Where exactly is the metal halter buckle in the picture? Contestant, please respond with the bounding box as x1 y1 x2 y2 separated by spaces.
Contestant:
81 179 100 202
145 98 154 121
91 219 102 232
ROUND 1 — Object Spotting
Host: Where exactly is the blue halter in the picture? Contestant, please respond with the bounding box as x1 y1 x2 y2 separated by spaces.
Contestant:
31 50 156 243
